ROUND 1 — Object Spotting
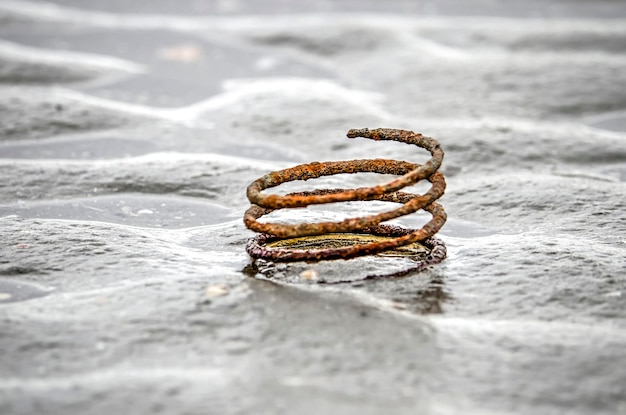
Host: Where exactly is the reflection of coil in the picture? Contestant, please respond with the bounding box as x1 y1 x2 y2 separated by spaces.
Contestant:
244 128 447 264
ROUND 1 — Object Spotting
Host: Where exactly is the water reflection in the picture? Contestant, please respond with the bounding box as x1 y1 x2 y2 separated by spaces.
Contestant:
243 257 451 315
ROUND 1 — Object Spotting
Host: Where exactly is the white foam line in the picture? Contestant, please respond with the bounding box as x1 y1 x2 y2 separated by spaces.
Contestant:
52 87 197 123
177 77 389 120
55 76 392 124
395 31 469 59
0 366 234 390
196 77 391 120
0 0 207 31
469 48 626 65
0 150 291 171
0 193 228 209
60 80 615 138
3 1 626 34
0 39 144 73
429 316 626 339
127 151 292 170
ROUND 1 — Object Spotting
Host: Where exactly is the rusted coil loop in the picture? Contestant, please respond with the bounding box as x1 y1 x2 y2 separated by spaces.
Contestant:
244 128 447 263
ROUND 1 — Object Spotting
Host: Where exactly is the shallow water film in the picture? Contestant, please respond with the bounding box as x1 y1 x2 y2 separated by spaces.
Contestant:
1 1 625 414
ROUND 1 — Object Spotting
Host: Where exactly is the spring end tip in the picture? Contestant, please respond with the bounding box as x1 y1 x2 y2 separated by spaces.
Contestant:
346 128 370 138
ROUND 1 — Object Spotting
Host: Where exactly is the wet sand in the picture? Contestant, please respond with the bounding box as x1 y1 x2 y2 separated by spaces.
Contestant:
0 1 625 414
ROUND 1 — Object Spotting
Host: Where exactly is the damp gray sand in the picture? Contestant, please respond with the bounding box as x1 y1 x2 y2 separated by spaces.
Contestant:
0 1 625 415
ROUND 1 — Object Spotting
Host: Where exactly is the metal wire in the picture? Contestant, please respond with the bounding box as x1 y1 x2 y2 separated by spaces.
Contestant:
243 128 447 264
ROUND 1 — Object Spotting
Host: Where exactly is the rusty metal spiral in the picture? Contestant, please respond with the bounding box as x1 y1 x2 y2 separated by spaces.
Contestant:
243 128 447 265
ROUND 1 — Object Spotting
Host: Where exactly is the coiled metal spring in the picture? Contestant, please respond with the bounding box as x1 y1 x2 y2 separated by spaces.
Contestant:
244 128 447 266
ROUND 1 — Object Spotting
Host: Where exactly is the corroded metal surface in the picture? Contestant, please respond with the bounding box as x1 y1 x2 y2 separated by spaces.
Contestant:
243 128 447 262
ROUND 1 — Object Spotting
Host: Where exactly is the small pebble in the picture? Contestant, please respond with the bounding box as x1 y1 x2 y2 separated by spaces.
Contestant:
158 44 203 63
299 269 319 281
204 284 229 299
